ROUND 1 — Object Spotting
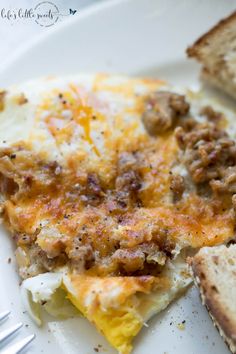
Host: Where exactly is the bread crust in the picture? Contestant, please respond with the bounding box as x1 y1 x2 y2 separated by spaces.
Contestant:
201 69 236 101
186 11 236 59
189 248 236 353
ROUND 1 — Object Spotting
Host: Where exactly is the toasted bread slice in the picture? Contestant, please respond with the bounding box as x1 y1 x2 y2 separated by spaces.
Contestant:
187 11 236 100
189 245 236 353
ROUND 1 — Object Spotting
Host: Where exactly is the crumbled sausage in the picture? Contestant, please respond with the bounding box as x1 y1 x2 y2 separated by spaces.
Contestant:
43 161 62 176
142 91 189 135
80 173 104 206
200 105 224 122
112 153 143 210
175 124 227 153
0 149 64 195
0 175 19 197
170 174 185 200
175 121 236 194
87 173 102 196
19 244 68 279
68 237 95 272
139 242 167 265
115 170 142 209
210 167 236 193
169 94 190 115
112 249 145 273
112 243 167 274
116 170 141 192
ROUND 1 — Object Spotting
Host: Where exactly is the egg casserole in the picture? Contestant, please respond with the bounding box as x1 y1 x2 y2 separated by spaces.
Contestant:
0 74 236 353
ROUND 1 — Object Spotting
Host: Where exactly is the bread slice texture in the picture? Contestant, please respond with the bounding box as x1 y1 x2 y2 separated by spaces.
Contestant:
189 245 236 353
187 11 236 100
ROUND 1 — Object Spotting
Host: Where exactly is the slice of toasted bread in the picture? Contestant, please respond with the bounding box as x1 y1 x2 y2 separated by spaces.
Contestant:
189 245 236 353
187 11 236 100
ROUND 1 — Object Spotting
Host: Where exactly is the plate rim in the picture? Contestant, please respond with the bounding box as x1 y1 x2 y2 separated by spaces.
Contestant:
0 0 129 77
0 1 235 353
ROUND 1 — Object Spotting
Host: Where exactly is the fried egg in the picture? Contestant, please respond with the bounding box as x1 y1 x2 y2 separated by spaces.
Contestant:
0 74 235 354
21 257 190 354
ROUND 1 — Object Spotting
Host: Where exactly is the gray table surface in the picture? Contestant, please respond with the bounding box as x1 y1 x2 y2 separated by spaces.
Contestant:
0 0 97 66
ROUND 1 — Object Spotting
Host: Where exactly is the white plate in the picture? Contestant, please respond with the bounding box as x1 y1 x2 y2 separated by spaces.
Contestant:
0 1 235 353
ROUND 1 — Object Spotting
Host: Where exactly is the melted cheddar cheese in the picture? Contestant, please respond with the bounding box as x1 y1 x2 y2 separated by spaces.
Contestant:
0 74 235 353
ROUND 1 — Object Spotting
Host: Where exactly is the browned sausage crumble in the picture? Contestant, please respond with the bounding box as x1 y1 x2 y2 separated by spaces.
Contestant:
175 123 236 187
170 174 185 201
200 105 225 122
142 91 190 135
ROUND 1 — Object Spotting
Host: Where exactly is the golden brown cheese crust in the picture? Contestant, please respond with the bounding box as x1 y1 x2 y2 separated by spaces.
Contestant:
1 143 234 279
0 75 235 281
